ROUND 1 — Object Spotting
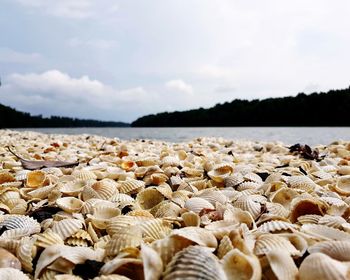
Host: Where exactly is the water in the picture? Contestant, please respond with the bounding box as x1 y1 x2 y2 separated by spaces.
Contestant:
13 127 350 145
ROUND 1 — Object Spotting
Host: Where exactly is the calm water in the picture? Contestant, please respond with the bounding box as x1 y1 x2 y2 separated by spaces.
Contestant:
14 127 350 146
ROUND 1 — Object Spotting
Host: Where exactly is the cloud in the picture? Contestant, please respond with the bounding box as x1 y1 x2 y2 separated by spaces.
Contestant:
13 0 118 19
165 79 193 94
0 48 42 64
67 38 118 50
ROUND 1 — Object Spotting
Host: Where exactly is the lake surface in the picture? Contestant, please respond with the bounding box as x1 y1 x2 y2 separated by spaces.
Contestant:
13 127 350 146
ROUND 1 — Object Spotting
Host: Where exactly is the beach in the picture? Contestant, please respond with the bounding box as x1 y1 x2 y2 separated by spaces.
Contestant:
0 129 350 279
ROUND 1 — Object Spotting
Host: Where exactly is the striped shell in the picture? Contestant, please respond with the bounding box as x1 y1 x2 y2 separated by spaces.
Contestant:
118 179 145 194
162 246 226 280
0 215 41 239
308 240 350 261
184 197 215 214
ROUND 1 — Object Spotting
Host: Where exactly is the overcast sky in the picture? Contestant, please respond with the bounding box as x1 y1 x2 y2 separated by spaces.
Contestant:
1 0 350 122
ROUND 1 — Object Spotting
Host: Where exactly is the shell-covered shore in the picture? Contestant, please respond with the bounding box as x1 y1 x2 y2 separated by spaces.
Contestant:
0 129 350 280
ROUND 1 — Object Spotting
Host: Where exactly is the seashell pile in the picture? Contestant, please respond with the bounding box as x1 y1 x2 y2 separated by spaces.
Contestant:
0 129 350 279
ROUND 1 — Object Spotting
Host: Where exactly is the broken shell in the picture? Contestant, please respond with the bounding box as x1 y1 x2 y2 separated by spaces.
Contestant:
26 170 47 188
136 188 164 210
0 248 21 269
265 250 298 280
221 248 261 280
56 197 84 213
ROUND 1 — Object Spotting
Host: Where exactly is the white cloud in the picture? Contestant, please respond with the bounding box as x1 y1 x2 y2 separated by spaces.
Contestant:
67 38 118 50
165 79 193 94
14 0 118 19
0 48 42 64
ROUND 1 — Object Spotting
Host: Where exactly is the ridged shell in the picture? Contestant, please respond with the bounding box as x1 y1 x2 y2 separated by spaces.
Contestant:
162 246 226 280
27 184 57 199
26 170 46 188
265 250 298 280
56 197 84 213
297 214 322 224
106 216 151 236
287 175 317 192
66 229 93 247
301 224 350 241
318 214 347 229
16 236 36 272
154 202 181 218
51 218 84 240
254 234 300 256
224 173 244 188
35 230 64 248
141 243 163 280
0 215 41 239
140 218 173 242
221 248 261 280
105 226 142 257
217 235 234 259
0 172 15 184
136 188 164 210
299 252 350 280
233 196 262 220
71 169 97 180
184 197 214 214
60 180 87 196
155 184 173 199
82 179 117 201
0 268 30 280
257 221 299 233
308 240 350 261
118 179 145 194
194 189 228 205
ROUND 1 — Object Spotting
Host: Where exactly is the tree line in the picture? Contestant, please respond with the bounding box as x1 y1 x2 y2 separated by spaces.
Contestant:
0 103 129 128
132 87 350 127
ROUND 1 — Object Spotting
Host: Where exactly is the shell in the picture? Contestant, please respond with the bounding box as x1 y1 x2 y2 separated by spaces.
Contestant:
141 243 163 280
184 197 215 214
270 187 298 209
105 226 142 257
233 196 262 220
106 216 151 236
140 218 173 242
308 240 350 261
181 211 200 227
35 230 64 248
221 248 261 280
136 188 164 210
224 173 245 188
254 234 300 256
194 189 228 205
257 220 299 233
299 252 350 280
65 229 93 247
51 218 84 240
56 197 84 213
301 224 350 241
162 246 226 280
26 170 47 188
0 215 41 239
34 245 104 279
82 179 117 201
60 180 86 196
217 235 234 259
0 248 21 269
88 205 121 229
289 197 327 223
334 175 350 195
170 227 217 248
0 268 30 280
71 169 97 180
118 179 145 194
287 175 318 192
265 249 298 280
16 236 36 273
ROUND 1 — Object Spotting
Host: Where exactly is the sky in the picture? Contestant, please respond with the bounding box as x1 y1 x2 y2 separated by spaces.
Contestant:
1 0 350 122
